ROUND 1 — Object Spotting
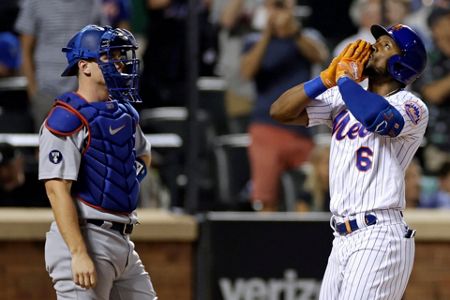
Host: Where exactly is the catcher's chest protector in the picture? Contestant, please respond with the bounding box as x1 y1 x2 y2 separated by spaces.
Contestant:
47 93 140 213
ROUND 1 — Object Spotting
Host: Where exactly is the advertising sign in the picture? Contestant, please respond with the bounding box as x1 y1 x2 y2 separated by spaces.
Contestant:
196 212 333 300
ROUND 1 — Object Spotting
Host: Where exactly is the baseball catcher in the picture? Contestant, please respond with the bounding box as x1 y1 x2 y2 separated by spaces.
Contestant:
39 25 157 299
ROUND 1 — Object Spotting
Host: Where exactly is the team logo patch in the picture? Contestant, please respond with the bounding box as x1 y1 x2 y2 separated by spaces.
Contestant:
404 101 421 125
49 150 63 164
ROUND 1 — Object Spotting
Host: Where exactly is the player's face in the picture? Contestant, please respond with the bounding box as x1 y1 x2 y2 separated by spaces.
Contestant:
85 50 126 87
99 50 126 73
364 35 401 77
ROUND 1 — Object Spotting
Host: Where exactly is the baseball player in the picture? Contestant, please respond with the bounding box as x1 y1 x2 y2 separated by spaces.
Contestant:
270 24 428 299
39 25 157 299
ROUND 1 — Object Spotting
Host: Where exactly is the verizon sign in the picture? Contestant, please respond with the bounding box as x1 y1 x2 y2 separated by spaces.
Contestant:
219 269 321 300
196 212 332 300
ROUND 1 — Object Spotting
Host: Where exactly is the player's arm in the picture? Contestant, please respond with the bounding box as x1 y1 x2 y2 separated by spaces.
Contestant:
337 78 404 136
334 45 405 137
270 82 311 125
44 179 97 289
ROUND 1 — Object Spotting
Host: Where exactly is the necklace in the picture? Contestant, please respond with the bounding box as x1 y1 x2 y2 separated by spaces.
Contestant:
385 88 402 97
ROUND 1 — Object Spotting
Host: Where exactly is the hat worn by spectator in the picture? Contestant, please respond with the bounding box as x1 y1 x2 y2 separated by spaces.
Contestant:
0 32 21 70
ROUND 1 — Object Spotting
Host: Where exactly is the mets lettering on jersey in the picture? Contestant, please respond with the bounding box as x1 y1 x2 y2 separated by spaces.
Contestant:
332 109 370 140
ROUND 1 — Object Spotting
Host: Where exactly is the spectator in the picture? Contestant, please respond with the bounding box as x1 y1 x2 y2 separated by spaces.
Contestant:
210 0 258 133
102 0 132 29
296 144 330 212
413 7 450 173
0 32 33 133
404 158 424 208
402 0 447 50
0 32 21 77
241 0 328 212
420 161 450 208
333 0 381 56
385 0 412 26
0 142 49 207
385 0 430 48
140 0 218 109
14 0 106 131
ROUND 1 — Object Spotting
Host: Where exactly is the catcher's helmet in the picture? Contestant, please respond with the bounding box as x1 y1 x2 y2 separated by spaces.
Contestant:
61 24 141 102
371 24 427 85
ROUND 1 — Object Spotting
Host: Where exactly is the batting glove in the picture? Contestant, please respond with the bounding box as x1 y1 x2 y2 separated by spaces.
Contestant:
319 41 353 88
335 40 372 82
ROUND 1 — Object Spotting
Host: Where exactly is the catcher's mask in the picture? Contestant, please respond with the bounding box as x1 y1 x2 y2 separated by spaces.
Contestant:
61 24 141 103
371 23 427 86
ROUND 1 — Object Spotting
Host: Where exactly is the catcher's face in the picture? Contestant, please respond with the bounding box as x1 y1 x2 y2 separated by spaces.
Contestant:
364 35 401 77
81 50 125 85
99 50 126 73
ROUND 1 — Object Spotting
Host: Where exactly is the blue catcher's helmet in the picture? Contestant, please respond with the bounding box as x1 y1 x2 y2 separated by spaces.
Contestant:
371 24 427 85
61 24 141 102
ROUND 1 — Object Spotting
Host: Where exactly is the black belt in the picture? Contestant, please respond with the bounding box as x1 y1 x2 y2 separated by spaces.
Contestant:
86 219 134 235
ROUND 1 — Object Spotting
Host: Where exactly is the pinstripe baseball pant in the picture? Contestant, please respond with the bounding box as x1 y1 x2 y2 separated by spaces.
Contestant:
319 210 414 300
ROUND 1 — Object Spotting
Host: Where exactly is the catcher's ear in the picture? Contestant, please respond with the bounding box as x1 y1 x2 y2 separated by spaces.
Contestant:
78 60 91 76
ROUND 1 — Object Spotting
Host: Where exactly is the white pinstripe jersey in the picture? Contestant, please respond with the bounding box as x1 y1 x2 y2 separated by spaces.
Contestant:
306 87 428 216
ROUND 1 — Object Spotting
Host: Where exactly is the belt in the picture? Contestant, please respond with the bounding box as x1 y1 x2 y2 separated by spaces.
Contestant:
332 213 377 235
86 219 134 235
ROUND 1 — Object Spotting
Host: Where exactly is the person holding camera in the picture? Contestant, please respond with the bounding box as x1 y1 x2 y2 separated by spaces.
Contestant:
241 0 328 211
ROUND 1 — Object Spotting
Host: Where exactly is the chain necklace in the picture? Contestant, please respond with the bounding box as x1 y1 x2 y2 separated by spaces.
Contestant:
385 88 402 97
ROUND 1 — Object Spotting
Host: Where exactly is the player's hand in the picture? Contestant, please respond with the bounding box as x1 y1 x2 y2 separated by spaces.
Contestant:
320 40 370 88
71 252 97 289
335 40 372 83
319 42 353 88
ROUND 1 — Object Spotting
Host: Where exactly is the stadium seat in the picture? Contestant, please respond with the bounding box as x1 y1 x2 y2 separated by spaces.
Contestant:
139 107 216 209
212 133 252 210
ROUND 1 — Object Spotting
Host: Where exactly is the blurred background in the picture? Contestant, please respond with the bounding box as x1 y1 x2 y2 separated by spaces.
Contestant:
0 0 450 299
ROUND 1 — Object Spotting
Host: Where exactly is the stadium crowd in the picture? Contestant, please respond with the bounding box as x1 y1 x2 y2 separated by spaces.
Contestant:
0 0 449 212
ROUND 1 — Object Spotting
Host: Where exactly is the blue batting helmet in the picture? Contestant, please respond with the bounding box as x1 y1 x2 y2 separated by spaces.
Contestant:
371 24 427 85
61 24 141 102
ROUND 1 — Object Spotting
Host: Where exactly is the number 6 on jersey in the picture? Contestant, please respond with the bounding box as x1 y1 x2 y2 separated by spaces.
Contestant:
356 146 373 171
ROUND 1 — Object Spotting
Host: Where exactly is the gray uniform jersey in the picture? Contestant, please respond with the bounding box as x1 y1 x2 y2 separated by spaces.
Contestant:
39 124 151 224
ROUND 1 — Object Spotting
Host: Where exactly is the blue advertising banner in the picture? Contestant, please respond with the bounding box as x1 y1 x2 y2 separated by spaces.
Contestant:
196 212 333 300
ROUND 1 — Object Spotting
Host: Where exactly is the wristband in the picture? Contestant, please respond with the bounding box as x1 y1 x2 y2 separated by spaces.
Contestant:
304 76 327 99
